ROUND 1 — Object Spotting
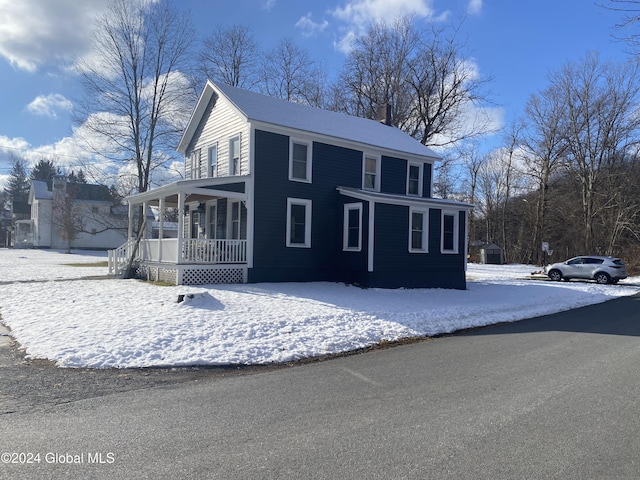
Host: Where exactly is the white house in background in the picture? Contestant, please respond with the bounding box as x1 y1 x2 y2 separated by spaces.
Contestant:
14 176 129 250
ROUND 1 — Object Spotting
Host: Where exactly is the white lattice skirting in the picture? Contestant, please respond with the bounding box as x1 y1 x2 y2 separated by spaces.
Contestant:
137 263 247 285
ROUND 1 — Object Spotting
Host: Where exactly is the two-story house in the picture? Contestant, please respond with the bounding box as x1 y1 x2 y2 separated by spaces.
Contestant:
16 177 129 250
109 81 473 289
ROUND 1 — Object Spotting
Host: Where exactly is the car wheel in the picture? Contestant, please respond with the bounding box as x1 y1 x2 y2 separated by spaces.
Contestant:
595 272 611 285
548 269 562 282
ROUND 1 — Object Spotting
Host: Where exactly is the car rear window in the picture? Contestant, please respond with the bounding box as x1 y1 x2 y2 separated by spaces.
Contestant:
613 259 625 266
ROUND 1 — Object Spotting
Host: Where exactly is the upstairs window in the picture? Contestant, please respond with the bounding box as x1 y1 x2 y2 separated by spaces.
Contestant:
441 211 459 254
289 139 312 182
407 163 422 196
208 144 218 177
191 149 202 179
229 135 241 175
363 155 380 191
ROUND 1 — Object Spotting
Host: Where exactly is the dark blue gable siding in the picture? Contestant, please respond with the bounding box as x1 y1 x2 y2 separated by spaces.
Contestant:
250 130 362 283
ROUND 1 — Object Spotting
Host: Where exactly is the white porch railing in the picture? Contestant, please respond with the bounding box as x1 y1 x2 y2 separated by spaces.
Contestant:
109 238 247 275
181 239 247 264
108 238 137 276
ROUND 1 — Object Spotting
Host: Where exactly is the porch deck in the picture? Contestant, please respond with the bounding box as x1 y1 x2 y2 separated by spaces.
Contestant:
108 238 248 285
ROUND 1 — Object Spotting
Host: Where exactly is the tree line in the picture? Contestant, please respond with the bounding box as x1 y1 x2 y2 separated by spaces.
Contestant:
458 53 640 271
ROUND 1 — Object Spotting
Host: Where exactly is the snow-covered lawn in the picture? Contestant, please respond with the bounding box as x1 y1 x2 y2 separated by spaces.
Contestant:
1 248 639 368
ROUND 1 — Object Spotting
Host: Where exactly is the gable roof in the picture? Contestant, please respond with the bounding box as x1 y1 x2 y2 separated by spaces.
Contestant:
30 179 112 203
178 80 441 161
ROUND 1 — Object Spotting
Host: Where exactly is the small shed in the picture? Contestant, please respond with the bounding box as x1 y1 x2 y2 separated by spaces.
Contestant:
479 243 504 264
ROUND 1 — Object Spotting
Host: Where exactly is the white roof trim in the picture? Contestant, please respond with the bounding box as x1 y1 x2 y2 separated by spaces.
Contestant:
337 186 474 210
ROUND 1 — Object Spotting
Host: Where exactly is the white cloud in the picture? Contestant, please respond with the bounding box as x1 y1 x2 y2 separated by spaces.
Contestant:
0 0 109 71
26 94 73 118
467 0 482 15
330 0 449 53
263 0 276 11
331 0 440 27
296 13 330 37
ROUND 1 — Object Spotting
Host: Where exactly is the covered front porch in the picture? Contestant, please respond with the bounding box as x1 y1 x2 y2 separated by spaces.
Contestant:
108 178 251 285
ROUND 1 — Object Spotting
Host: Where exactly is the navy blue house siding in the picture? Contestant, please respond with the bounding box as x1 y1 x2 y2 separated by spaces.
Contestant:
249 130 362 283
367 205 466 289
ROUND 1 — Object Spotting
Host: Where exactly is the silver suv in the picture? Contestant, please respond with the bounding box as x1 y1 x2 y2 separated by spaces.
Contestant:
545 256 627 284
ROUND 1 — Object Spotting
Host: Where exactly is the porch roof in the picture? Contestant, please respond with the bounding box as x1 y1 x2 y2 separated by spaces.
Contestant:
337 186 474 210
126 179 247 207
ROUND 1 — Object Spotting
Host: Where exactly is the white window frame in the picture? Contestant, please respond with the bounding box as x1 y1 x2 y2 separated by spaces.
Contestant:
289 139 312 183
286 198 312 248
362 154 381 191
343 203 363 252
229 135 241 176
406 162 423 196
441 210 459 254
208 144 218 178
409 207 429 253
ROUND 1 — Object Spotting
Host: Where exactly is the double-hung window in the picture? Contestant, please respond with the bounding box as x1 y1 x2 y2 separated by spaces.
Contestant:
289 139 312 182
229 135 241 175
407 163 422 196
343 203 363 251
409 207 428 253
441 211 459 253
191 149 202 179
363 154 380 191
230 201 247 240
208 144 218 177
286 198 312 248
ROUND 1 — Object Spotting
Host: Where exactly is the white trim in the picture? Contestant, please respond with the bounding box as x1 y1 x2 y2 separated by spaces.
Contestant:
337 186 474 210
406 162 423 196
362 153 381 192
368 202 375 272
441 210 459 254
286 198 312 248
409 206 429 253
289 138 312 183
343 202 363 251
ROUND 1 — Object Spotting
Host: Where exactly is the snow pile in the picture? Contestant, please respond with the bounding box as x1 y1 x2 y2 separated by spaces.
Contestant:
0 248 638 368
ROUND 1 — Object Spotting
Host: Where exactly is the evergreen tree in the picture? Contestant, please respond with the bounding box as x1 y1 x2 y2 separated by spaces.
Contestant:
31 158 60 181
4 156 30 205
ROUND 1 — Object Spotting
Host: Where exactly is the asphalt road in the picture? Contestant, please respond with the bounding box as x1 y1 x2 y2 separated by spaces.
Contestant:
2 294 640 479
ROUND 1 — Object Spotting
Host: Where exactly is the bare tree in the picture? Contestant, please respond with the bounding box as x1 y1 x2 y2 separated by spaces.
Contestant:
259 38 327 107
520 86 567 264
75 0 195 196
334 17 494 148
198 24 260 88
333 16 417 124
52 178 83 254
551 53 640 252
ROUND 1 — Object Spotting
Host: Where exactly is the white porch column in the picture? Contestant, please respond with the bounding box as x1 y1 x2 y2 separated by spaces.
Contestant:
177 193 185 264
128 202 134 240
143 201 149 239
158 196 165 262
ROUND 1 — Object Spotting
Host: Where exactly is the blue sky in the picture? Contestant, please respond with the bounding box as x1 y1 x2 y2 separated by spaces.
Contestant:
0 0 630 189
